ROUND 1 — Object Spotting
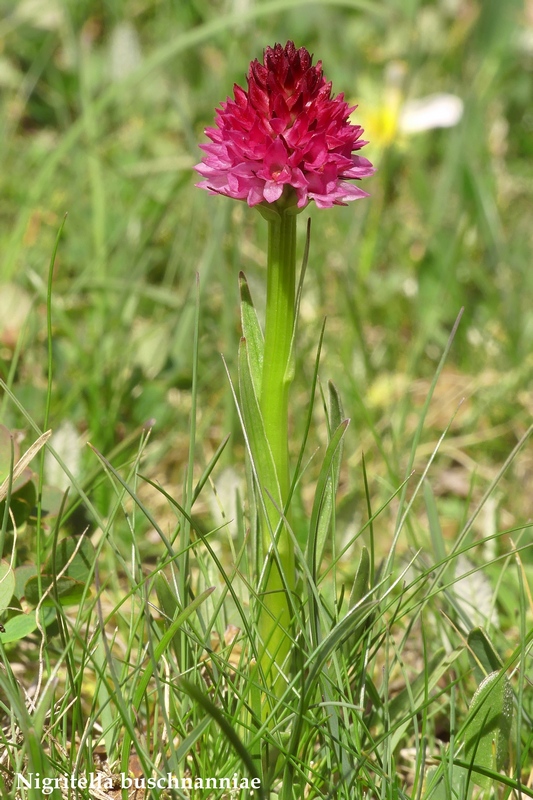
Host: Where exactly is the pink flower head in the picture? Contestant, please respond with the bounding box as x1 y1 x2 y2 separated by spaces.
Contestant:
195 41 375 209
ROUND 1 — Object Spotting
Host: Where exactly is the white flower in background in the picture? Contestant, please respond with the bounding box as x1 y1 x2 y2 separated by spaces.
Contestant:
351 61 463 158
399 93 464 134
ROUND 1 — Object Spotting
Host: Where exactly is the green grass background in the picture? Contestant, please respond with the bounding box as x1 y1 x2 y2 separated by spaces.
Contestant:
2 0 531 529
0 0 532 798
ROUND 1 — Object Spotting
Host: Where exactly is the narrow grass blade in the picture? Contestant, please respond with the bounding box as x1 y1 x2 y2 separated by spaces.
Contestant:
154 572 182 658
348 546 370 610
179 678 265 800
87 443 174 557
119 587 216 776
310 380 345 575
286 216 311 376
192 433 230 504
306 419 350 580
132 586 215 711
239 271 264 399
289 317 326 510
388 308 464 571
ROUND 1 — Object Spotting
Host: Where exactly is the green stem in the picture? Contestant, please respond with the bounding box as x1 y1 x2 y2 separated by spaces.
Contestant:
258 206 297 694
262 209 296 496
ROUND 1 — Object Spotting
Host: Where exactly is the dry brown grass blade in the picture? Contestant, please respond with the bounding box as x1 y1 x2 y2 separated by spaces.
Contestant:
0 429 52 502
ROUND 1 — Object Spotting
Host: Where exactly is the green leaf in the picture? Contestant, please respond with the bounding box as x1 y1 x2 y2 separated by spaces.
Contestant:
327 383 344 524
24 575 87 607
463 669 513 789
0 479 37 530
34 484 66 521
239 272 264 400
155 571 179 620
467 627 503 681
238 337 282 519
14 565 38 600
44 536 95 584
0 560 15 611
0 610 39 643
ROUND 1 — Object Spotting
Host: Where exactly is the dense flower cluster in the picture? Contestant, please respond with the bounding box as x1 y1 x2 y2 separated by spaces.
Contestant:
195 41 374 209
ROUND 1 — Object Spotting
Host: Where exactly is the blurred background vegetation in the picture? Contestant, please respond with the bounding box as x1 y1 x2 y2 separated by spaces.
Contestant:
0 0 531 559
